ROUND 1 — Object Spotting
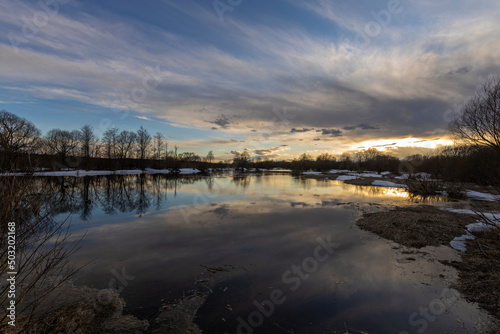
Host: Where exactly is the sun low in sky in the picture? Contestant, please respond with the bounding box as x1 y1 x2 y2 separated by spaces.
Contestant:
1 0 499 160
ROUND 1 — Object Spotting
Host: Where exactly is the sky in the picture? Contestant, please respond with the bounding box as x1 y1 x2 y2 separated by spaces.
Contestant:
1 0 500 161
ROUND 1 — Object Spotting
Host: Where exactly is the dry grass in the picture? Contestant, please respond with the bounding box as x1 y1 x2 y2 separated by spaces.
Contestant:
448 228 500 321
357 204 500 327
443 182 467 199
356 205 477 248
0 174 82 332
405 177 443 197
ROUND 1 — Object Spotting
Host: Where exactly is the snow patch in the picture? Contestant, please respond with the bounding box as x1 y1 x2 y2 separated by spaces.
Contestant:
329 169 352 174
372 180 408 188
441 208 500 252
336 175 359 181
178 168 201 174
466 190 500 202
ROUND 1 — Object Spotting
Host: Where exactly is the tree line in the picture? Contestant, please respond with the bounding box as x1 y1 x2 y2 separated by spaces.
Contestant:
0 111 219 171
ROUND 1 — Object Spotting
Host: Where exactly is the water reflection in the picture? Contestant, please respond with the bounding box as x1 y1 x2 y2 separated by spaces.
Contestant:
34 174 452 224
37 174 206 221
28 174 488 333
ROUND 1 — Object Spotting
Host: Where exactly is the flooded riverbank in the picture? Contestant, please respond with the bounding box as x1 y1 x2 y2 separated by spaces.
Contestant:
7 172 498 333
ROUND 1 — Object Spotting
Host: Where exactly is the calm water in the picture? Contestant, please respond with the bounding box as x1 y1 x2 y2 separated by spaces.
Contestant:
44 173 490 333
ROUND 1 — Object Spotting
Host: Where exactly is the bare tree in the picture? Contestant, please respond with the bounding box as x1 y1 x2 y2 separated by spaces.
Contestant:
316 152 336 171
449 76 500 152
153 132 164 160
206 150 214 163
45 129 79 164
233 151 250 171
137 126 151 166
173 144 178 170
102 127 119 159
179 152 200 162
0 110 41 168
164 139 170 165
79 124 95 162
116 130 136 160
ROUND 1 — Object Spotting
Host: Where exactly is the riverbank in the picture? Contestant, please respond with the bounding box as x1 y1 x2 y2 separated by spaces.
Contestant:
356 205 500 328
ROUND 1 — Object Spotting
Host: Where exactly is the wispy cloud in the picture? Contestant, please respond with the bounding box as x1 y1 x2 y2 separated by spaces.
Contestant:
0 0 499 156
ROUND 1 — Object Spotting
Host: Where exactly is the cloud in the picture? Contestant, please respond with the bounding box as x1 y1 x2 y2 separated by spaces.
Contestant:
250 145 291 157
290 128 314 133
0 0 499 153
321 129 343 137
372 143 397 148
209 114 231 129
343 123 379 130
135 115 152 121
448 66 473 75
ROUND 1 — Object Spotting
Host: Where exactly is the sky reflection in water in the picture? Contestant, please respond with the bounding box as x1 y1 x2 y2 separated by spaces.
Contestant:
44 174 488 334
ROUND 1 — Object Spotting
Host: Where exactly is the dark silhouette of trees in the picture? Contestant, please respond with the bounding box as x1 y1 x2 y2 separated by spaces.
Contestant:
316 153 336 171
0 110 41 169
206 150 214 163
291 153 313 171
449 76 500 153
79 124 95 167
116 130 136 160
233 151 250 171
45 129 79 166
179 152 201 162
137 126 151 168
153 132 164 160
103 127 119 159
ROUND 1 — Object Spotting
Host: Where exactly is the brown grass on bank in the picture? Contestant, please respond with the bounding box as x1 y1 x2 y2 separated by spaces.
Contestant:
448 228 500 321
357 204 500 326
356 205 477 248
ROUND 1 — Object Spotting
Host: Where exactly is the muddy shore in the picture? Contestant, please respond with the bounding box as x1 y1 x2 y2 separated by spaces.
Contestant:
356 205 500 329
295 171 500 329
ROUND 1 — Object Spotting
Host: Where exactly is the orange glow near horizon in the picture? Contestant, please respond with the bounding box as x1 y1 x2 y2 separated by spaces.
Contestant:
353 137 454 153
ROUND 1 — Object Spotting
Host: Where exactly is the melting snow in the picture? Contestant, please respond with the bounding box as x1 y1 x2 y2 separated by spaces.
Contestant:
466 190 500 202
372 180 408 188
336 175 359 181
441 208 500 252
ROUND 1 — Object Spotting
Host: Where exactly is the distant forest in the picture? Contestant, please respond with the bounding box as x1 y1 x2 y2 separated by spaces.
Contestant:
1 76 500 185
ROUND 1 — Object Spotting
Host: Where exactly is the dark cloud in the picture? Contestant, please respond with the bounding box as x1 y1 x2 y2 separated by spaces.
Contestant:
209 114 231 128
253 144 289 156
153 72 466 140
448 66 473 75
343 123 379 130
321 129 342 137
290 127 314 133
